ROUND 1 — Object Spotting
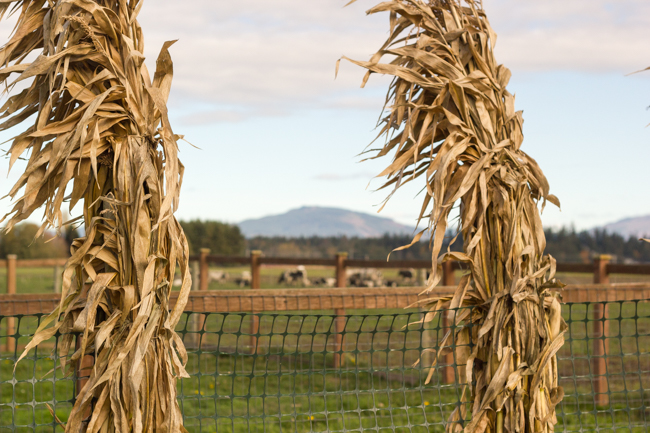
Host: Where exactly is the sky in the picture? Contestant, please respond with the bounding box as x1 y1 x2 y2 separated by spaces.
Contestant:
1 0 650 231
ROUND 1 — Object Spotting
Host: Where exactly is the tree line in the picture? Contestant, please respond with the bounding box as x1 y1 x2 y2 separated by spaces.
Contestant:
0 223 78 259
3 220 650 263
248 229 650 263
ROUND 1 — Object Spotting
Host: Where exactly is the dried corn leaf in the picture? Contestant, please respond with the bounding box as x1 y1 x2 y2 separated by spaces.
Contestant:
0 1 191 432
344 1 566 433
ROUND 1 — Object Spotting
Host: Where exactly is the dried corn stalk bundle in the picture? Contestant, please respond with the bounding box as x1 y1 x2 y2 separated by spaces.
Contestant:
0 1 191 432
343 1 566 433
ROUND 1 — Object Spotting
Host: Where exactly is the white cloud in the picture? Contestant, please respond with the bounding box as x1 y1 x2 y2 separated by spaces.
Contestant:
138 0 386 117
1 0 642 124
491 0 650 73
131 0 650 124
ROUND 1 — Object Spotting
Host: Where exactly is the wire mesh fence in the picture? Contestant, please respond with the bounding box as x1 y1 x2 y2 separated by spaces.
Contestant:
1 300 650 432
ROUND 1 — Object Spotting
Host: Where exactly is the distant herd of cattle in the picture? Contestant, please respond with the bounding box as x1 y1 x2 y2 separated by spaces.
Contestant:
200 266 426 288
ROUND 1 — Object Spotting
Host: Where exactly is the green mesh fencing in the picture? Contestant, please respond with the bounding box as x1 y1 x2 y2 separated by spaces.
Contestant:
1 301 650 432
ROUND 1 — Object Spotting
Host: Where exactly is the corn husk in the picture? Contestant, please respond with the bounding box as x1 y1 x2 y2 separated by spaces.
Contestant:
0 1 191 432
343 1 567 433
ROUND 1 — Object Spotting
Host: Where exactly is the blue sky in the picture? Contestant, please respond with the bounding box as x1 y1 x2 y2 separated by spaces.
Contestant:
1 0 650 230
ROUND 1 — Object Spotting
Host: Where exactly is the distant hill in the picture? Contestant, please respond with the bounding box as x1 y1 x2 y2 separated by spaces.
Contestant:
238 206 415 238
601 215 650 238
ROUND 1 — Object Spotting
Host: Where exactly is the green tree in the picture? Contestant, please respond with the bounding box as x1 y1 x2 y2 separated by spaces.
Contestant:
61 224 81 250
0 223 68 259
181 220 245 256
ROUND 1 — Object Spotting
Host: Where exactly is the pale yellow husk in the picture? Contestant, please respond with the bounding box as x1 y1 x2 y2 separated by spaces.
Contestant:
343 1 567 433
0 1 191 432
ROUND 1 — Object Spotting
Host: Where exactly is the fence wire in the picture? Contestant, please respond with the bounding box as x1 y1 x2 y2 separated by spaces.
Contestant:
1 301 650 432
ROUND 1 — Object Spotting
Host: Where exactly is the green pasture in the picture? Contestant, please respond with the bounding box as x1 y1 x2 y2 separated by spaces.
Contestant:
4 265 650 296
0 266 407 294
0 267 60 295
2 302 650 432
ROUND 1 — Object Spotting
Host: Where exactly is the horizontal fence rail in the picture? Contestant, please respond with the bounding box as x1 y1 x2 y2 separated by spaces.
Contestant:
1 300 650 432
6 254 650 274
3 284 650 317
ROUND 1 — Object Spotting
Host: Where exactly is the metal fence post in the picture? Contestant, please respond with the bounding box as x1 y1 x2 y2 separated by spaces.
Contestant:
6 255 16 353
593 255 610 407
250 251 262 354
441 260 455 384
334 252 347 368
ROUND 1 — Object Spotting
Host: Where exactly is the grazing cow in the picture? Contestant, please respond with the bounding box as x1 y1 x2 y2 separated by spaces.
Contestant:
278 266 311 286
312 277 337 287
209 270 229 283
235 271 251 287
173 269 229 287
347 268 386 288
398 269 415 280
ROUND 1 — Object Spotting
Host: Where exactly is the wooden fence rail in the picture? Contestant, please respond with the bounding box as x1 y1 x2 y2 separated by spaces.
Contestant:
3 282 650 317
1 251 646 391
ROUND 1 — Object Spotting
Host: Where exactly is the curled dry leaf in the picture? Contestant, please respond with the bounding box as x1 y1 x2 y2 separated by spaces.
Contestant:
0 1 191 432
343 1 566 432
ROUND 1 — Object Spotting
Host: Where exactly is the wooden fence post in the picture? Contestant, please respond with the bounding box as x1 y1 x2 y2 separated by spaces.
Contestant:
197 248 210 347
75 333 89 394
6 255 16 353
250 251 261 290
76 282 94 413
441 260 455 384
334 252 347 368
190 260 200 349
199 248 210 292
593 254 610 407
417 268 427 287
53 265 62 294
250 251 262 354
191 260 200 292
335 252 347 289
75 340 94 421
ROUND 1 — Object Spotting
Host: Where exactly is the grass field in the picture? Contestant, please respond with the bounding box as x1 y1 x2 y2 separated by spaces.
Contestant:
0 267 60 294
2 303 650 432
3 266 650 296
2 267 650 432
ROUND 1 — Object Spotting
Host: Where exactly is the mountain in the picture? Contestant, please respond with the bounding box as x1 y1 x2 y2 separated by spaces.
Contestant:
601 215 650 239
238 206 415 238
